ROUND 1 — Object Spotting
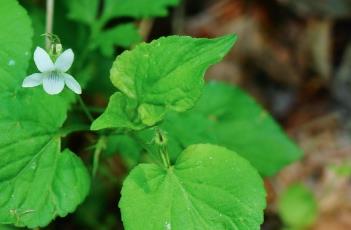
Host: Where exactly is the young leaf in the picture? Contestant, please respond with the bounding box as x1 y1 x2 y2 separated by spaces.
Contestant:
277 184 318 229
91 92 145 130
119 144 266 230
161 82 303 176
0 0 90 227
92 35 237 130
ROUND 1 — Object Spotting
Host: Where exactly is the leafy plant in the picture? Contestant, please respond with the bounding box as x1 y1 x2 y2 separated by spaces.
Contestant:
0 0 304 229
65 0 180 57
0 1 89 228
157 82 302 176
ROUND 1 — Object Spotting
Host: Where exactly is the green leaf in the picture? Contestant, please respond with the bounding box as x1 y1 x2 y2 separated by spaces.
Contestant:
0 0 90 227
278 184 318 229
161 82 303 176
91 92 145 130
92 35 237 130
65 0 99 25
120 144 266 230
26 5 45 50
0 224 18 230
0 0 32 91
160 112 216 161
94 23 142 57
102 0 180 22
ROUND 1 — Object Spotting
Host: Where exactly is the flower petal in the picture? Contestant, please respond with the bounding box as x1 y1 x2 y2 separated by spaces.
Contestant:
34 47 54 72
42 72 65 95
55 49 74 72
63 73 82 94
22 73 43 87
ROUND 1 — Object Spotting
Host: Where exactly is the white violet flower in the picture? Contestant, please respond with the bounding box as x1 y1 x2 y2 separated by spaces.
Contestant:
22 47 82 95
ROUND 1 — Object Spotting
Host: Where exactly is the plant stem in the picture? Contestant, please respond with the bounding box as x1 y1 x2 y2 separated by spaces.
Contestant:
159 145 171 169
46 0 55 50
172 0 185 35
127 131 163 167
139 19 154 41
78 96 94 122
92 136 107 177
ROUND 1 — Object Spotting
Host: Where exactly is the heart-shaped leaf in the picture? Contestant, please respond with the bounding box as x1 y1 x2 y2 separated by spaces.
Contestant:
120 144 266 230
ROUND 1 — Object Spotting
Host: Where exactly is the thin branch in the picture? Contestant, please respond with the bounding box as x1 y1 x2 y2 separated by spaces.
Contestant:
78 96 94 122
139 19 154 41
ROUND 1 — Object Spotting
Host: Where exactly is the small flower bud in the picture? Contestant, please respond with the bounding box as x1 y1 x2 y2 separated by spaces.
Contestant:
50 43 62 57
154 129 168 146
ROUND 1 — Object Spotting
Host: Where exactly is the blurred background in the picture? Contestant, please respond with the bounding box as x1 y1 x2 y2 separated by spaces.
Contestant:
15 0 351 229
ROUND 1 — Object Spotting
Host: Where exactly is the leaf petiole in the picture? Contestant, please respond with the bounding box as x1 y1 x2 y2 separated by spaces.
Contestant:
92 135 107 178
154 128 171 168
78 95 94 122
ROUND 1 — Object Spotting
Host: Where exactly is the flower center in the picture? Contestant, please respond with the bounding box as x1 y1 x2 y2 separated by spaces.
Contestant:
47 70 62 80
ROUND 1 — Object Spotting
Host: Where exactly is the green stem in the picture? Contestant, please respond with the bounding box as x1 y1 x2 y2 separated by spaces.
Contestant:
78 95 94 122
92 136 107 177
155 128 171 168
127 131 163 167
74 105 104 114
159 145 170 168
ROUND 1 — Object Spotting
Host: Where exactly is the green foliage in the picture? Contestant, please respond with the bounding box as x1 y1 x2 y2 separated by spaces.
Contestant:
63 0 182 97
26 5 45 49
92 35 237 130
101 0 180 20
65 0 180 58
278 184 318 229
66 0 180 26
66 0 99 25
105 135 142 168
0 0 32 91
92 92 145 130
1 0 306 228
0 0 90 228
93 23 142 57
64 0 141 58
120 144 266 230
161 82 303 176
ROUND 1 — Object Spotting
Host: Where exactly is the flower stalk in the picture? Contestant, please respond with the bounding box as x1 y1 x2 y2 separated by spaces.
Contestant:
46 0 55 50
